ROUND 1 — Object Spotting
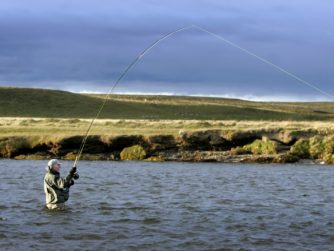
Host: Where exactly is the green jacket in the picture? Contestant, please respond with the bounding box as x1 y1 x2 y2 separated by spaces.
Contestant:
44 166 74 205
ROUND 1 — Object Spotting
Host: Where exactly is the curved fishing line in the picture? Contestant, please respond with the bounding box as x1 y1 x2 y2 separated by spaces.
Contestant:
73 25 194 167
192 25 334 100
74 24 333 167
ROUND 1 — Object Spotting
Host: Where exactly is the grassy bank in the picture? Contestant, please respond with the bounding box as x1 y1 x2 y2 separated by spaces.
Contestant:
0 87 334 120
1 87 334 163
1 118 333 164
1 124 333 164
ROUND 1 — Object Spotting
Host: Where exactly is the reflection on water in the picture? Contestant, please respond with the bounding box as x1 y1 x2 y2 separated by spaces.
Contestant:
1 160 334 250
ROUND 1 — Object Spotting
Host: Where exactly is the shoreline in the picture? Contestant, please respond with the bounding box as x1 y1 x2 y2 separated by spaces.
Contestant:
3 155 324 165
1 127 333 164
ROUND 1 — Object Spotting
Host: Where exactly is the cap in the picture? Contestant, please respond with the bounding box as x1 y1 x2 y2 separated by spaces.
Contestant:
48 159 61 168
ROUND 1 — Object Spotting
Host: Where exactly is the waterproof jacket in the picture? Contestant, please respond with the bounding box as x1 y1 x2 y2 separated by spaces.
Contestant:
44 166 74 205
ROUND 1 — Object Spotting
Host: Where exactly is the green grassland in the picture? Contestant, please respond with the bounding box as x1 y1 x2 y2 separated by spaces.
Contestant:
0 86 334 138
1 87 334 162
0 87 334 120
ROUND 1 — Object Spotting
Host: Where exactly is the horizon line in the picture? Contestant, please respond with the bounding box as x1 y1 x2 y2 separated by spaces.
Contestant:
77 90 332 102
0 85 331 102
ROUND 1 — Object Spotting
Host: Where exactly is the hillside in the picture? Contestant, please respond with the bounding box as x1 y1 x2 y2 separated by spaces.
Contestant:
0 87 333 120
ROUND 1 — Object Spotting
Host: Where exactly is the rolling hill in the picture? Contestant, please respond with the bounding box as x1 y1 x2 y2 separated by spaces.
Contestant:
0 87 333 120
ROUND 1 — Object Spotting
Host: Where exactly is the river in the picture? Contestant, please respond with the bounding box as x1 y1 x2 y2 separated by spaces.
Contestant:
0 160 334 250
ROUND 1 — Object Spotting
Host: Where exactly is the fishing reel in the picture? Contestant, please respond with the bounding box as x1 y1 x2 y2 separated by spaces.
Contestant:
73 173 80 180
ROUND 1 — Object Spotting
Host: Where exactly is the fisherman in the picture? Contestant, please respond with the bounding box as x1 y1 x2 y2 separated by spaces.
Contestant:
44 159 78 210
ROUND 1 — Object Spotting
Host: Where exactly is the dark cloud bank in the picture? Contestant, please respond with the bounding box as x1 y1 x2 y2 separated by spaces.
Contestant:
0 0 333 101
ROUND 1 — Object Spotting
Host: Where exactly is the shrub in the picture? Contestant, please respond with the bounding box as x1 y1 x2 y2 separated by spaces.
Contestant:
244 138 278 155
309 136 325 159
323 153 334 164
290 138 310 158
289 136 334 162
323 136 334 154
120 145 146 160
230 146 251 155
230 138 278 155
322 136 334 163
0 137 31 158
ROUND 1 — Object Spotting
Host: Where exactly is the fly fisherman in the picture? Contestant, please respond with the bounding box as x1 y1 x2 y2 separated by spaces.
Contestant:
44 159 79 210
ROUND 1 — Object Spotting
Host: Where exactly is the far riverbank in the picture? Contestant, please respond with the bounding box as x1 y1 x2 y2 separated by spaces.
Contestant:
0 118 333 164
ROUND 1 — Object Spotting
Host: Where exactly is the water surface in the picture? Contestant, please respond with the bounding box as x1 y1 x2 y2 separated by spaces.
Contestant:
1 160 334 250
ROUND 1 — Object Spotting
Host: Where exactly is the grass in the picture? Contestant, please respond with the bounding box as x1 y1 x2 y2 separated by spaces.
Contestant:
0 87 334 120
0 87 333 139
1 118 334 138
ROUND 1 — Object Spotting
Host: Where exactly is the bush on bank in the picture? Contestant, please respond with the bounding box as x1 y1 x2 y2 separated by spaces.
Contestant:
0 131 333 164
290 138 310 158
289 136 334 163
231 138 278 155
120 145 146 160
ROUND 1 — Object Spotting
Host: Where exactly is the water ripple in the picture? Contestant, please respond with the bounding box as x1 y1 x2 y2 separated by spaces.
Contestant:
0 160 334 250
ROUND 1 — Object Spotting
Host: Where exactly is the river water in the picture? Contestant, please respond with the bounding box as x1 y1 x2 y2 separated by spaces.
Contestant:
0 160 334 250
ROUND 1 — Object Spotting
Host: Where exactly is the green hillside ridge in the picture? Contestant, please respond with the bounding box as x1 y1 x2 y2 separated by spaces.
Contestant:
0 87 333 120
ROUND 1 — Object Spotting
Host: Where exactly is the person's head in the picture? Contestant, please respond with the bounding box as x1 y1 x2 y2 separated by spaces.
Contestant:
48 159 61 173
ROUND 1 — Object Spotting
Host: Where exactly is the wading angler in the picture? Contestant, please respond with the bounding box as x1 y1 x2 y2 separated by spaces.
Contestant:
43 159 79 210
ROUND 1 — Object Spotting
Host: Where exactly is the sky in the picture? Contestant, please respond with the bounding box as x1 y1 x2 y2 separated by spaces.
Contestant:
0 0 333 101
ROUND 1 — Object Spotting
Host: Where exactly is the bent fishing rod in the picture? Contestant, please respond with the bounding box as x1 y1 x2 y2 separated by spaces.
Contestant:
72 25 194 167
72 24 334 168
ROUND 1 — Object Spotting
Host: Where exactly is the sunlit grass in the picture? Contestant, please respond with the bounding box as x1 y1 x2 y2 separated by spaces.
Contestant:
1 117 333 137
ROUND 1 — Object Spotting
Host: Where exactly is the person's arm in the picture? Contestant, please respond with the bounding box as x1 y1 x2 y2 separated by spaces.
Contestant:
63 166 77 188
45 168 76 190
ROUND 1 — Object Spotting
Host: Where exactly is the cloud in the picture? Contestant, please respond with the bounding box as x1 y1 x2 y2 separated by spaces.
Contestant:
0 0 333 100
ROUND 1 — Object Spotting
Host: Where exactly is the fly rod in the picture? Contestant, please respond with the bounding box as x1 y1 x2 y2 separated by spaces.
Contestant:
73 25 194 167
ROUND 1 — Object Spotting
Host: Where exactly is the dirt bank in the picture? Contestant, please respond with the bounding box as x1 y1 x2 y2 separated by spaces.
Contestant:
1 128 333 164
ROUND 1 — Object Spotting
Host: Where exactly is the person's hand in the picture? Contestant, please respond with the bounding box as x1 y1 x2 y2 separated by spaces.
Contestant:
69 180 75 187
73 173 79 180
70 166 77 176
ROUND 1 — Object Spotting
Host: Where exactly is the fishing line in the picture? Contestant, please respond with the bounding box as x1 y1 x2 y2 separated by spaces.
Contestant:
192 25 334 100
73 24 333 167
